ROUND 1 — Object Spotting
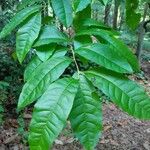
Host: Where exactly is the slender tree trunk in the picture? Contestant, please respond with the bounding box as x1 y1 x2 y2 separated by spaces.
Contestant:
0 0 4 11
0 5 2 12
136 3 149 61
119 3 125 30
104 3 111 25
113 0 120 29
60 23 63 32
94 10 99 21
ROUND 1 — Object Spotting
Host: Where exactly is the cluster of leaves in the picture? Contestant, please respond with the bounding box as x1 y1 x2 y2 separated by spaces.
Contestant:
0 0 150 150
0 0 18 25
0 0 19 44
126 0 141 30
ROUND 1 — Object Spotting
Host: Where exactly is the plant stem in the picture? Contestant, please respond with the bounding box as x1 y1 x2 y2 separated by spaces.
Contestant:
70 45 80 79
68 27 80 79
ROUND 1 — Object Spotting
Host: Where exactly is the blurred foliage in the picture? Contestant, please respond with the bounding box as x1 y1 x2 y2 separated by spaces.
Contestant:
0 81 9 124
0 43 25 122
0 0 19 44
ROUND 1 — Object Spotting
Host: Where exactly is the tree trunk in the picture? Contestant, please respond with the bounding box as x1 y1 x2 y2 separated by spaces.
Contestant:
104 3 111 25
0 0 5 11
94 10 99 21
119 3 125 30
136 3 149 61
113 0 120 29
60 23 63 32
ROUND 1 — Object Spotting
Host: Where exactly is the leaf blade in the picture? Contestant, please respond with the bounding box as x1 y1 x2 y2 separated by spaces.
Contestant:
16 13 41 63
24 46 68 82
33 25 69 47
24 56 42 82
29 77 79 150
70 75 102 150
77 28 140 72
76 43 133 73
18 57 71 109
35 44 56 61
0 5 41 39
51 0 73 27
85 68 150 120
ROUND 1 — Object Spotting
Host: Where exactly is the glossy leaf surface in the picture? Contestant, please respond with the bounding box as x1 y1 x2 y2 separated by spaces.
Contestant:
29 77 79 150
85 68 150 120
24 56 42 82
74 35 92 50
0 5 40 39
34 25 69 47
16 13 41 63
76 43 133 73
73 5 91 31
70 75 102 150
81 18 109 29
24 46 68 82
52 46 68 57
77 28 140 72
51 0 73 27
18 57 71 109
36 44 56 61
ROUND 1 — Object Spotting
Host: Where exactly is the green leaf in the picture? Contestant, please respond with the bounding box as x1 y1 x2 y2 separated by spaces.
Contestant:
34 25 69 47
24 56 42 82
73 35 92 65
85 68 150 120
73 5 91 31
126 0 141 30
18 57 71 109
73 0 91 13
81 18 109 29
29 77 79 150
36 44 56 61
16 13 41 63
24 46 68 82
80 18 119 36
70 75 102 150
74 35 92 50
52 46 68 57
77 28 117 38
76 43 133 73
77 28 140 72
51 0 73 27
0 5 41 39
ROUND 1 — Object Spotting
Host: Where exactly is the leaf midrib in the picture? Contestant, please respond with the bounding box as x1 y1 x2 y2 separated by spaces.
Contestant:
77 47 131 72
86 71 148 115
18 13 40 59
34 79 76 148
75 82 99 148
20 59 70 107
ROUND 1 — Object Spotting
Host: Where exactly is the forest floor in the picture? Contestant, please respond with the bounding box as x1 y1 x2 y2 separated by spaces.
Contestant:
0 59 150 150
